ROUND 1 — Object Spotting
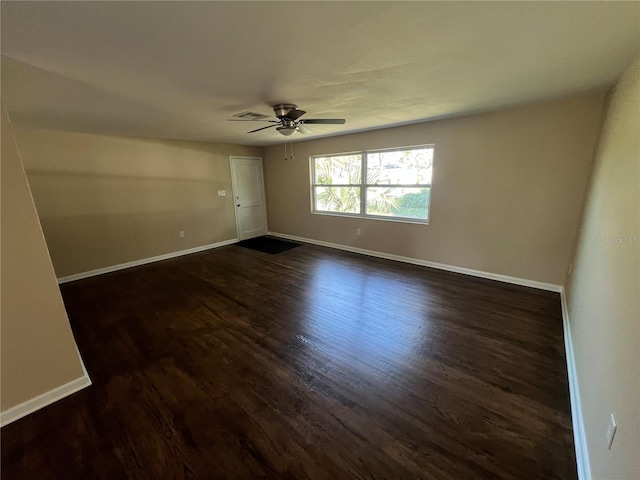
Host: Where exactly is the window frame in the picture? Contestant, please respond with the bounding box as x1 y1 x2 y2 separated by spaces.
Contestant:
310 145 434 225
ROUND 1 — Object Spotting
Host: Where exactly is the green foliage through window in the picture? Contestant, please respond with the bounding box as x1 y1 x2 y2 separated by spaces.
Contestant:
312 146 433 222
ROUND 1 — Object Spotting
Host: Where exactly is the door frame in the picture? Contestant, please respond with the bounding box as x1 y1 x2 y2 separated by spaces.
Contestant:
229 156 268 240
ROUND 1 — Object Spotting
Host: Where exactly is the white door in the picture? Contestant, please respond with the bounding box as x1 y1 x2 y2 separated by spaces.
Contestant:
230 156 268 240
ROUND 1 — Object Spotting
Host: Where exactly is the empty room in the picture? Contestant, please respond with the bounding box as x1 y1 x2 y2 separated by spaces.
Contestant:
1 2 638 479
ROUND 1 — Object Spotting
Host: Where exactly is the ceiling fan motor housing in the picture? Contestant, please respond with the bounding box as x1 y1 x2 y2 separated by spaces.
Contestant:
273 103 298 118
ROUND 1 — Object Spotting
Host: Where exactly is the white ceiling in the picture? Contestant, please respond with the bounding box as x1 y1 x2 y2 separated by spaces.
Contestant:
1 1 639 146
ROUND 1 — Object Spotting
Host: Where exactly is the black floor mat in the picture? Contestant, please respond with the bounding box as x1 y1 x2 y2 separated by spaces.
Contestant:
235 236 301 254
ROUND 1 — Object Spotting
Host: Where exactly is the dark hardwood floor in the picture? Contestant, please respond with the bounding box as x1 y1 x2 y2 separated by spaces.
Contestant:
2 242 576 479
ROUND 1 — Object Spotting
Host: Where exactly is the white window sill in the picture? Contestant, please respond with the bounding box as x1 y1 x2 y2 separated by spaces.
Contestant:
311 210 430 226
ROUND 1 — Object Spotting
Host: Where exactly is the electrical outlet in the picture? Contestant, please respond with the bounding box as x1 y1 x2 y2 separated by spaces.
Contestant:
217 190 226 197
606 414 617 449
179 231 185 238
356 228 361 236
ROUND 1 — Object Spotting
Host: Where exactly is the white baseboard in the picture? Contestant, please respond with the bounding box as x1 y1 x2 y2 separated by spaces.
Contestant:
0 374 92 427
269 232 562 292
57 238 238 284
561 288 591 480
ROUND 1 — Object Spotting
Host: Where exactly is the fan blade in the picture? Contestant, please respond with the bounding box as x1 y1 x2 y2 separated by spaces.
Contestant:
297 124 312 134
301 119 346 125
227 119 278 123
286 109 306 120
247 124 278 133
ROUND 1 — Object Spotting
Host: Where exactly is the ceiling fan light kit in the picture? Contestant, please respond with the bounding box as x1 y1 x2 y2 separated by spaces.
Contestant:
276 126 297 136
228 103 346 137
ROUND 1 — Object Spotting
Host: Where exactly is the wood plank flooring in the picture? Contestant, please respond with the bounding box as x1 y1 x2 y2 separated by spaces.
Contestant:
1 242 577 479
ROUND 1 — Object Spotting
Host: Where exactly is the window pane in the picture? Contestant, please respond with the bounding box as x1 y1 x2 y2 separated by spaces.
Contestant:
315 186 361 214
366 187 430 220
314 155 362 185
367 148 433 185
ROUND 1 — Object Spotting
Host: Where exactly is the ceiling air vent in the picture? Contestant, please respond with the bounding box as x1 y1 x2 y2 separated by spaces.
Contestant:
232 111 270 120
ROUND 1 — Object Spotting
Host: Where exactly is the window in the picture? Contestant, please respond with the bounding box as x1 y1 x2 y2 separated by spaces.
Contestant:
311 145 434 223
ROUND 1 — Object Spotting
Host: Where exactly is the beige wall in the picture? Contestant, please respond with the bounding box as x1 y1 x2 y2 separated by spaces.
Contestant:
1 104 86 411
264 92 606 285
13 128 261 278
565 57 639 479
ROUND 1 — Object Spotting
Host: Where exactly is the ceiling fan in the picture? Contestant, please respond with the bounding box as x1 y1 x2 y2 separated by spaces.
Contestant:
228 104 346 136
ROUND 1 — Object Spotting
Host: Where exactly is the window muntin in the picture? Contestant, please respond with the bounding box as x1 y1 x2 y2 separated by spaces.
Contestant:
311 146 433 223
